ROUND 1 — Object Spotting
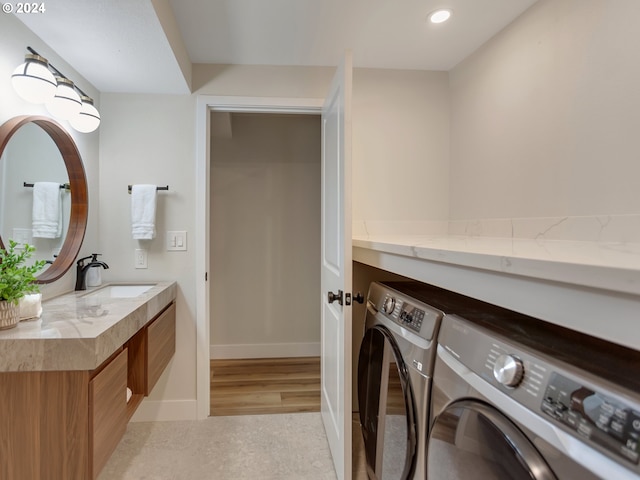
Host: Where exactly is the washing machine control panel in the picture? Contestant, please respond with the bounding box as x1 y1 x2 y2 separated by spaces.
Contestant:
493 354 525 387
398 303 425 333
542 372 640 465
382 296 395 314
379 294 431 335
441 314 640 473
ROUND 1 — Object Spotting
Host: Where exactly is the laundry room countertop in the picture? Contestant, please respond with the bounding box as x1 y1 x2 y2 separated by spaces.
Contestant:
353 234 640 295
353 233 640 351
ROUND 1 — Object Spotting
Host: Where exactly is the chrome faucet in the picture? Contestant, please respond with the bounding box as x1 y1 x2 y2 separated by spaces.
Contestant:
75 254 109 291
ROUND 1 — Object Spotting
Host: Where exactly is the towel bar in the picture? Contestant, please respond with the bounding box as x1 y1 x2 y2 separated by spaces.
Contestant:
24 182 70 191
127 185 169 194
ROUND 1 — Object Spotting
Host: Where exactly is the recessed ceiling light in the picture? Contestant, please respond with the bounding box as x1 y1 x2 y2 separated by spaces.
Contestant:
429 9 452 24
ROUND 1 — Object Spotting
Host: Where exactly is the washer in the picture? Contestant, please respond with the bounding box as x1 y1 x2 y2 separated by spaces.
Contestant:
428 310 640 480
357 280 476 480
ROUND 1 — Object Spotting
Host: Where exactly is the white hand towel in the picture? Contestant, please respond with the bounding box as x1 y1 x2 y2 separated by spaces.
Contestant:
18 293 43 321
131 184 157 239
32 182 62 238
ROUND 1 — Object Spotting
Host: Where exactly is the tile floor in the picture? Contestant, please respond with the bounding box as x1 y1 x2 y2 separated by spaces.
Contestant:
99 413 340 480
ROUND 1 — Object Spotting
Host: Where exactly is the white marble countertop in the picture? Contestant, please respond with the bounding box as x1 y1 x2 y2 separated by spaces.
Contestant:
0 281 177 372
353 234 640 295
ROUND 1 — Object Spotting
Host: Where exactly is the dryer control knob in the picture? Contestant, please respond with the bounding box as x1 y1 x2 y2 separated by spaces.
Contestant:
493 354 524 387
382 297 396 314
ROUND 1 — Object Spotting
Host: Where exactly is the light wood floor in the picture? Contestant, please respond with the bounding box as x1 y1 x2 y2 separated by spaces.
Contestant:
210 357 321 416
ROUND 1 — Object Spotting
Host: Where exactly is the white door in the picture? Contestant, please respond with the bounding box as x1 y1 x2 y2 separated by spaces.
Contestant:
321 52 353 480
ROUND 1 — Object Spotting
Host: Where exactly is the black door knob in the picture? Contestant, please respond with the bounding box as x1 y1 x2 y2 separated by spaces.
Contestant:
327 290 343 305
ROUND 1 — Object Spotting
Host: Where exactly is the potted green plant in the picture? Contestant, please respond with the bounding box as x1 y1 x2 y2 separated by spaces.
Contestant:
0 240 46 330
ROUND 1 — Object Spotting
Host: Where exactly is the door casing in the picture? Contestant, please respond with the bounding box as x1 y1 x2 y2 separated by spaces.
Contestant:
195 96 324 419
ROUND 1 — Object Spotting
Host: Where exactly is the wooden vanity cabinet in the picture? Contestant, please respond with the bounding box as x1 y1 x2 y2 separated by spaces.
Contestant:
0 369 90 480
146 302 176 393
127 302 176 410
89 348 128 478
0 301 176 480
90 301 175 478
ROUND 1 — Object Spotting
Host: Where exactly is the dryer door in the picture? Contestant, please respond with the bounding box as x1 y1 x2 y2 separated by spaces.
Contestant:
358 325 417 480
427 399 556 480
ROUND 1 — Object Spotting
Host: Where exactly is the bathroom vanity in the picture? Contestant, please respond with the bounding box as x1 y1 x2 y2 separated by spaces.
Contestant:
0 281 177 480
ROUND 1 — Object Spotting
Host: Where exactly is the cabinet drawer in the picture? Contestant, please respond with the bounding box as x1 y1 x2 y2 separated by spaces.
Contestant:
146 302 176 394
89 348 128 479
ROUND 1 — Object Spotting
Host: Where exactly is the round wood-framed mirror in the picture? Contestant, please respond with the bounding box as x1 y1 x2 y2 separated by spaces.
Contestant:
0 115 88 283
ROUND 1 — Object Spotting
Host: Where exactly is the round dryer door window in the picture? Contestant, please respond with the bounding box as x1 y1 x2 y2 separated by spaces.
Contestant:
358 325 417 480
428 400 556 480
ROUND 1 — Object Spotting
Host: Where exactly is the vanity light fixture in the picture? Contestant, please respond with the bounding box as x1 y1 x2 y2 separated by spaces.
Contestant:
11 53 57 104
428 8 452 24
69 95 101 133
45 77 82 121
11 47 101 133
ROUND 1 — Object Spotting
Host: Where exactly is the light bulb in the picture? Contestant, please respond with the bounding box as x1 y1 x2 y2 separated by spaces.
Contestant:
70 96 101 133
429 9 452 24
46 77 82 120
11 54 57 104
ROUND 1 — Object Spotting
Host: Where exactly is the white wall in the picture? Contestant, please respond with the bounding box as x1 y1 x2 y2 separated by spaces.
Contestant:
0 13 99 298
352 69 450 231
98 93 197 419
449 0 640 221
210 113 321 358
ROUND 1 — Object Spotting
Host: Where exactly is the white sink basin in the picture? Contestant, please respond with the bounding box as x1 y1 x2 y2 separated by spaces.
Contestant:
83 284 155 299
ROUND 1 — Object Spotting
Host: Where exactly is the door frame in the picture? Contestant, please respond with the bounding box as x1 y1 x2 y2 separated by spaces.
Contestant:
195 95 324 419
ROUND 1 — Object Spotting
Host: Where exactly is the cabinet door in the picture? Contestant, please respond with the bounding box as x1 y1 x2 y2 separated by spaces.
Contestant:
89 348 128 479
146 302 176 394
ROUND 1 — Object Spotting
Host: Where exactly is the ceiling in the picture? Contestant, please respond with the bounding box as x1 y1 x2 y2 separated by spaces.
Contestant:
14 0 538 95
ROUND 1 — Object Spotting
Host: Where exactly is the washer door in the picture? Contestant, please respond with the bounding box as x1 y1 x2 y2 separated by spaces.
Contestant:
358 325 417 480
427 400 556 480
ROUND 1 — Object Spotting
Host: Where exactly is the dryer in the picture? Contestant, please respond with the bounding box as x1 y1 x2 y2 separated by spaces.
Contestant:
357 281 444 480
428 311 640 480
357 281 502 479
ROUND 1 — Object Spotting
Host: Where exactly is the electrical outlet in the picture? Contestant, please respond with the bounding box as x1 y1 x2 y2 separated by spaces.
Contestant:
135 249 148 269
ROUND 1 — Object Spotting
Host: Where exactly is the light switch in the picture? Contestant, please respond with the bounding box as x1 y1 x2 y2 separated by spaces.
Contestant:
167 231 187 251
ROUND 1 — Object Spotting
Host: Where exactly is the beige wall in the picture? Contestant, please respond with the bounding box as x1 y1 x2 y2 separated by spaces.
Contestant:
352 69 450 224
193 64 334 97
210 113 321 357
194 65 452 228
0 13 100 298
449 0 640 220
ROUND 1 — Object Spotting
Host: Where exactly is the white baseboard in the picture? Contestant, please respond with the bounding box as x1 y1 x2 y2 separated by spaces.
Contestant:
130 399 198 422
210 342 321 359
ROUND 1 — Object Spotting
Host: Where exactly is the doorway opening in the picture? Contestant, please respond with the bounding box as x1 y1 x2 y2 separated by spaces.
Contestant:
209 111 322 416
